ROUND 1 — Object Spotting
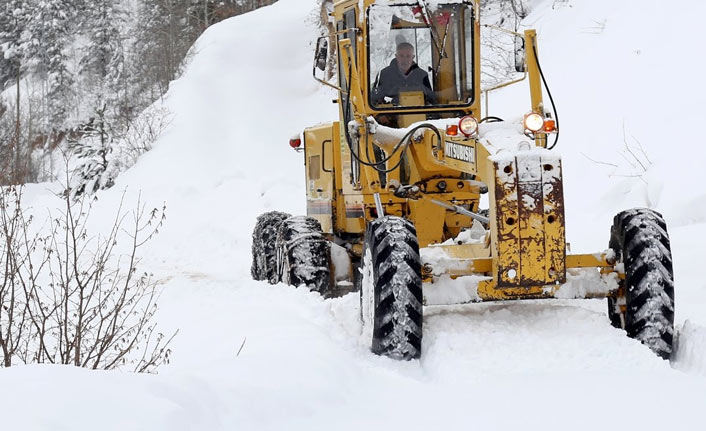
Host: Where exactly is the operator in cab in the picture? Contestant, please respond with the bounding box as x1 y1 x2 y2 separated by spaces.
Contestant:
371 42 436 106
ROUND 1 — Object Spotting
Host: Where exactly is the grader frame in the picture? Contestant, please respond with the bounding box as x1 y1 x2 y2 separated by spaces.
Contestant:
304 0 615 301
252 0 674 360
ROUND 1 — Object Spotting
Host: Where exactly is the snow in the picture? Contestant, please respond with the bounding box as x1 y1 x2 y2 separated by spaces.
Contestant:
673 320 706 377
360 248 375 344
553 268 618 299
423 274 485 304
330 242 352 281
4 0 706 430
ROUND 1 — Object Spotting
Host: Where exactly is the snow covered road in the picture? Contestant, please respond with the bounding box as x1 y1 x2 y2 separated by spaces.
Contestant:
7 274 705 430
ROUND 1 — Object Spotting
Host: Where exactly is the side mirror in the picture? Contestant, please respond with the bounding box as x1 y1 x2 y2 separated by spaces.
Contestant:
315 37 328 71
514 35 526 73
312 35 342 92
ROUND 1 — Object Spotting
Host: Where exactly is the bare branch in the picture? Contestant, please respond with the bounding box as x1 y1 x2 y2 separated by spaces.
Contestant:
0 184 175 373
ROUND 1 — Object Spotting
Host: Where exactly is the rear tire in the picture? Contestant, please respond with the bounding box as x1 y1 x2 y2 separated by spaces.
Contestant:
608 208 674 359
276 216 332 296
251 211 291 283
360 216 423 360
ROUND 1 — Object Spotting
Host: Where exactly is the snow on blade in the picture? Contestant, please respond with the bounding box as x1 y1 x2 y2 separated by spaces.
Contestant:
553 268 618 299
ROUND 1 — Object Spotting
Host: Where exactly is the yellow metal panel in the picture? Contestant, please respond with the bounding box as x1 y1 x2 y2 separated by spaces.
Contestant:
445 211 471 238
541 156 566 283
491 158 521 287
567 253 613 268
407 132 457 181
525 29 542 117
339 125 360 196
398 92 426 127
488 151 567 288
516 152 545 285
475 279 614 301
478 279 547 300
304 124 336 233
410 200 446 247
341 195 365 233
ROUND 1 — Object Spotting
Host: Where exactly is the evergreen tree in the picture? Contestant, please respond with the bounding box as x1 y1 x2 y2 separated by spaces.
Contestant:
132 0 193 99
0 0 278 186
24 0 78 130
0 1 31 87
0 1 24 89
68 105 116 196
79 0 128 122
0 0 32 183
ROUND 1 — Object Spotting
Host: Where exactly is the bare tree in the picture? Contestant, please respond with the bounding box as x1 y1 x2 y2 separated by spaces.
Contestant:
118 106 172 166
0 186 33 366
0 185 176 372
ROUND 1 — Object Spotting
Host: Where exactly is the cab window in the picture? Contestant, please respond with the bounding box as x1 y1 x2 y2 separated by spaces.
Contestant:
367 3 474 110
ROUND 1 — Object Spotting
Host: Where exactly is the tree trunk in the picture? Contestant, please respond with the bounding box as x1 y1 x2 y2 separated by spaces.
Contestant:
14 62 21 184
204 0 209 28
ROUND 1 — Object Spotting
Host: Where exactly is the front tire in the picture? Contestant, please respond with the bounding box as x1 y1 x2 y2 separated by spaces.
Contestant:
608 208 675 359
275 216 332 296
361 216 423 360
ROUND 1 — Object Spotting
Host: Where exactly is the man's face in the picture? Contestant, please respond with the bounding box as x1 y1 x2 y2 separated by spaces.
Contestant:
396 47 414 73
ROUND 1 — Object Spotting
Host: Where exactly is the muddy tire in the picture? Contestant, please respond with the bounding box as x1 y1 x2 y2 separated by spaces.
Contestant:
251 211 291 283
275 216 332 295
360 216 423 360
608 208 674 359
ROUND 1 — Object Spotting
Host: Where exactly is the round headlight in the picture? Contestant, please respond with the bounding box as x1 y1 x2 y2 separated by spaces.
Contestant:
458 116 478 137
523 112 544 132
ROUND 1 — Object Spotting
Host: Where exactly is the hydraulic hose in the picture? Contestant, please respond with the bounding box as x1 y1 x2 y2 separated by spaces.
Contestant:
532 44 559 150
341 58 442 174
362 123 442 174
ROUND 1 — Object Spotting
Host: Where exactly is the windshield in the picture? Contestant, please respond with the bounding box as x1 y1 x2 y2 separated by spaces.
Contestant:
367 2 474 110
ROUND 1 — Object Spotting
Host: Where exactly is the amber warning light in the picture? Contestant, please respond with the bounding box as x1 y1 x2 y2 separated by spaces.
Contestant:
543 118 557 132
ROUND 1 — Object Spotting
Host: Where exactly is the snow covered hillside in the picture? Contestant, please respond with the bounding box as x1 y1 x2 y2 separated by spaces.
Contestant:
3 0 706 429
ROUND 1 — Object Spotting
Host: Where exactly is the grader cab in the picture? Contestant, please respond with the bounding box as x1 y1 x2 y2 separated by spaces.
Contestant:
251 0 675 361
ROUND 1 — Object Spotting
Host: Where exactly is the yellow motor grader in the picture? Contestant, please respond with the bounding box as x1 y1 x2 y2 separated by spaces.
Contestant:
251 0 674 360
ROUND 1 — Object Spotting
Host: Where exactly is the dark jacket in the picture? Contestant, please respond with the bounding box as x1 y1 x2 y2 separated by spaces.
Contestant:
371 59 436 105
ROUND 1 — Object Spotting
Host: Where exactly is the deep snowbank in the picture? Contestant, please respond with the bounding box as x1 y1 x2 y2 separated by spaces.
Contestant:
674 320 706 377
108 0 338 278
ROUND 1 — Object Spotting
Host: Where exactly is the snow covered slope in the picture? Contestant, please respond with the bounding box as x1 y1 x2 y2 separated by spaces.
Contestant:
4 0 706 429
